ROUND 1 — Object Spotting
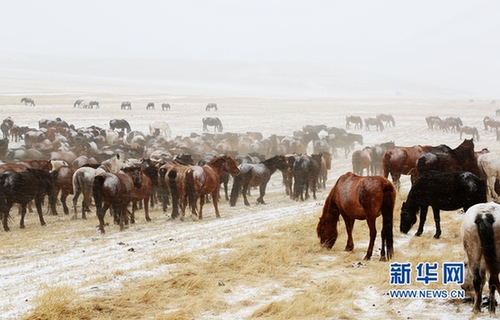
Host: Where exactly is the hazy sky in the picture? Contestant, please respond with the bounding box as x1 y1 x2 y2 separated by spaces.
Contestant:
1 1 499 96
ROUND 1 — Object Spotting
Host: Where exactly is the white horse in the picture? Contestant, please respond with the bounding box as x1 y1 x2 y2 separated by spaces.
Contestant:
478 152 500 199
149 121 171 138
462 202 500 313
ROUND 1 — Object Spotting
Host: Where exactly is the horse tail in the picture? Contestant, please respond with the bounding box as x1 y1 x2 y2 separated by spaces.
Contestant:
475 213 500 281
381 181 396 260
167 169 179 219
185 169 197 213
92 175 104 212
352 151 360 175
382 151 391 179
229 173 241 206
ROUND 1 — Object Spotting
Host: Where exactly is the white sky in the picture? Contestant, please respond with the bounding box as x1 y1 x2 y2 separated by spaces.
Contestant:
1 1 499 96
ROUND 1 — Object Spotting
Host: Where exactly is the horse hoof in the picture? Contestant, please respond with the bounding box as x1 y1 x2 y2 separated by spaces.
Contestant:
433 234 441 239
415 232 422 237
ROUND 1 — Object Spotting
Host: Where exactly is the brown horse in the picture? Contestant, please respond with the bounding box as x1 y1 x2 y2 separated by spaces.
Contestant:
130 170 153 223
317 172 395 261
93 166 143 233
382 145 429 190
346 115 363 129
352 147 372 176
318 152 332 189
185 154 240 220
377 113 395 127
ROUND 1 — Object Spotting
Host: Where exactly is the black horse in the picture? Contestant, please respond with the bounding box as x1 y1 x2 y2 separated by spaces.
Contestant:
206 103 218 111
21 97 35 106
38 117 69 129
202 117 223 132
0 168 56 231
89 101 100 109
121 101 132 110
230 155 289 206
146 102 155 110
161 103 171 111
400 170 486 238
1 117 13 140
292 153 322 201
109 119 131 133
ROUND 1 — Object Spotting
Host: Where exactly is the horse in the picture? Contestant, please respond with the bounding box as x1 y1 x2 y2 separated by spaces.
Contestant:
460 126 479 141
21 97 35 106
93 166 143 233
89 101 100 109
316 172 395 261
425 116 442 130
52 165 78 215
400 170 487 239
442 117 463 132
364 117 384 131
461 202 500 313
352 147 372 176
382 144 430 190
370 141 395 176
149 121 171 138
109 119 131 133
121 101 132 110
206 103 218 111
327 133 363 158
184 154 240 220
318 152 332 189
1 117 14 140
477 152 500 200
0 169 56 231
202 117 223 132
72 154 127 219
346 115 363 129
229 155 289 206
74 99 83 108
377 114 395 127
416 139 480 180
161 103 171 111
129 166 153 223
302 124 327 134
146 102 155 110
292 154 322 201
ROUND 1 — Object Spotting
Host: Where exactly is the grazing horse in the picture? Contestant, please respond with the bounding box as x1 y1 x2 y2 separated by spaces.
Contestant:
149 121 171 138
206 103 218 111
302 124 327 134
89 101 100 109
72 154 127 219
93 166 143 233
202 117 223 132
74 99 83 108
1 117 13 140
462 202 500 314
0 169 55 231
425 116 442 130
229 155 289 206
352 147 372 176
442 117 463 132
184 154 240 220
21 97 35 106
109 119 131 133
121 101 132 110
161 103 171 111
364 117 384 131
459 126 479 141
400 171 486 238
478 152 500 200
292 153 322 201
377 114 395 127
346 115 363 129
317 172 395 261
146 102 155 110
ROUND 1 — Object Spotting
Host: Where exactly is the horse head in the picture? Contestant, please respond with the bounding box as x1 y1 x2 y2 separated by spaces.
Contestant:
399 201 417 234
316 214 338 249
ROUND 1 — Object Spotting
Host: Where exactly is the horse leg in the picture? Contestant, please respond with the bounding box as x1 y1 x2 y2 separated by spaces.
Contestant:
212 189 220 218
487 176 499 200
20 203 27 229
61 192 69 215
72 190 81 219
242 184 250 206
35 197 46 227
472 267 485 313
431 207 441 239
257 184 266 204
144 197 151 222
342 213 355 252
415 206 428 236
364 217 378 261
97 203 110 234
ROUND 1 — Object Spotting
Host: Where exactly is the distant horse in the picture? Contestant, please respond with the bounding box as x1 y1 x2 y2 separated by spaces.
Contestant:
302 124 327 134
292 153 322 201
327 133 363 158
364 117 384 131
161 103 171 111
89 101 100 109
400 171 486 238
416 139 480 180
459 126 479 141
461 202 500 314
377 114 395 127
146 102 155 110
425 116 442 130
352 147 372 176
1 117 14 140
442 117 463 132
206 103 218 111
21 97 35 106
346 115 363 129
483 116 500 131
318 152 332 189
74 99 83 108
93 166 143 233
121 101 132 110
109 119 131 133
202 117 223 132
317 172 395 261
229 155 288 206
370 141 395 176
184 154 240 220
72 154 127 219
0 169 56 231
497 109 500 116
149 121 171 138
477 152 500 200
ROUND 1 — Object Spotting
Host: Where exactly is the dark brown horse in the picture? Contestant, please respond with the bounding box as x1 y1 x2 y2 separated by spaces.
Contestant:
93 166 143 233
352 147 372 176
185 154 240 220
317 172 395 261
130 169 153 223
382 145 429 190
